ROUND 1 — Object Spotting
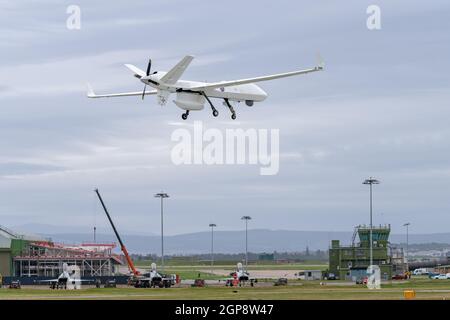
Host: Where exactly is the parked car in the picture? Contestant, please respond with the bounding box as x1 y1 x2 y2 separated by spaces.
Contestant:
274 278 288 286
392 274 407 280
356 276 368 285
191 279 205 287
431 274 447 280
413 268 430 276
326 273 338 280
9 280 21 289
104 279 117 288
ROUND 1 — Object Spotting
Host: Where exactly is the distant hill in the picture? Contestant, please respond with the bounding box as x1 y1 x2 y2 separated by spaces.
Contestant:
11 223 153 236
41 229 350 254
27 229 450 254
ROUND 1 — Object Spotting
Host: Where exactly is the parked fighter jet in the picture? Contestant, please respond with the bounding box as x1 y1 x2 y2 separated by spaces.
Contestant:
36 263 91 290
135 263 175 288
225 262 257 287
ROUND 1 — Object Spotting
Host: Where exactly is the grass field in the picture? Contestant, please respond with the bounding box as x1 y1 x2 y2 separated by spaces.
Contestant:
1 277 450 300
133 260 327 268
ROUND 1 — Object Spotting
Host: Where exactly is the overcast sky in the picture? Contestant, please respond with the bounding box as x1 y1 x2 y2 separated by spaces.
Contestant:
0 0 449 236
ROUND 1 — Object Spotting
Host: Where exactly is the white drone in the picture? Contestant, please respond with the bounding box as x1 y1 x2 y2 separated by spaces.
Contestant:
87 54 324 120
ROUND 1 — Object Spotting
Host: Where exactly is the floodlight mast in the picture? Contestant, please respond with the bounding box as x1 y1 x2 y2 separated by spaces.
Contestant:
362 177 380 267
209 223 217 274
155 192 169 272
241 216 252 270
403 222 410 265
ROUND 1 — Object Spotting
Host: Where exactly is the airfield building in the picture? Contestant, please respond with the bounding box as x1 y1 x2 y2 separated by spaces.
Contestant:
329 225 406 281
0 225 123 278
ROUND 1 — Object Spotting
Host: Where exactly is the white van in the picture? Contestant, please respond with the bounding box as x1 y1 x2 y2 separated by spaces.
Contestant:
413 268 430 275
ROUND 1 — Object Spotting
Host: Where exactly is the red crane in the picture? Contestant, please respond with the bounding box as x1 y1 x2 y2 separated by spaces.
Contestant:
94 189 140 277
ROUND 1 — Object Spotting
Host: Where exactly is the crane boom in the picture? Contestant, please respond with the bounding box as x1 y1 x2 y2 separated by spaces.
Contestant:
94 188 140 276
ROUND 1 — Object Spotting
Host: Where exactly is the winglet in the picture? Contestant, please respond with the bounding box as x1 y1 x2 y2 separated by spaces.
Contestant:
86 83 96 98
316 52 325 70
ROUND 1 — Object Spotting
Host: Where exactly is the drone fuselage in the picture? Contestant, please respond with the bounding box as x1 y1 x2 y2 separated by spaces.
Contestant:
141 72 267 110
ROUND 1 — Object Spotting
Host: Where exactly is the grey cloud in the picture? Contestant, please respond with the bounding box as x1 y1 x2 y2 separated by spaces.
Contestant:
0 0 449 237
0 162 66 176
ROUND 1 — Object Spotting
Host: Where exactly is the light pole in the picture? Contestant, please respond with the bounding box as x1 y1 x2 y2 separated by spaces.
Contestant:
363 177 380 266
403 223 410 264
209 223 217 274
241 216 252 269
154 192 169 272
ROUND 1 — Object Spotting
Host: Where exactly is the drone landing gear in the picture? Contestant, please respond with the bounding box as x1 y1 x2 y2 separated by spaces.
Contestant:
201 92 219 117
224 98 236 120
181 110 190 120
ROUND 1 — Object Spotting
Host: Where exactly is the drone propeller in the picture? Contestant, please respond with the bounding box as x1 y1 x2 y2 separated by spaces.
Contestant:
146 59 152 76
142 59 152 100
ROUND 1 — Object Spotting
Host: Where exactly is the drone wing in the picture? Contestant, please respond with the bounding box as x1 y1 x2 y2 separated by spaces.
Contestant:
86 83 158 98
188 55 324 91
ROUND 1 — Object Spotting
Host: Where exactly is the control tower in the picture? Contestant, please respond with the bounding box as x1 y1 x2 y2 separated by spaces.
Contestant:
329 224 405 281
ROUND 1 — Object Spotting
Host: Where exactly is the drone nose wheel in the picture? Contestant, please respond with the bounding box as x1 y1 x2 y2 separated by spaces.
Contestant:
181 110 190 120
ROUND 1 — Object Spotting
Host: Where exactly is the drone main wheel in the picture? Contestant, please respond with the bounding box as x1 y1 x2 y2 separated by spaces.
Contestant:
231 113 236 120
213 110 219 117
